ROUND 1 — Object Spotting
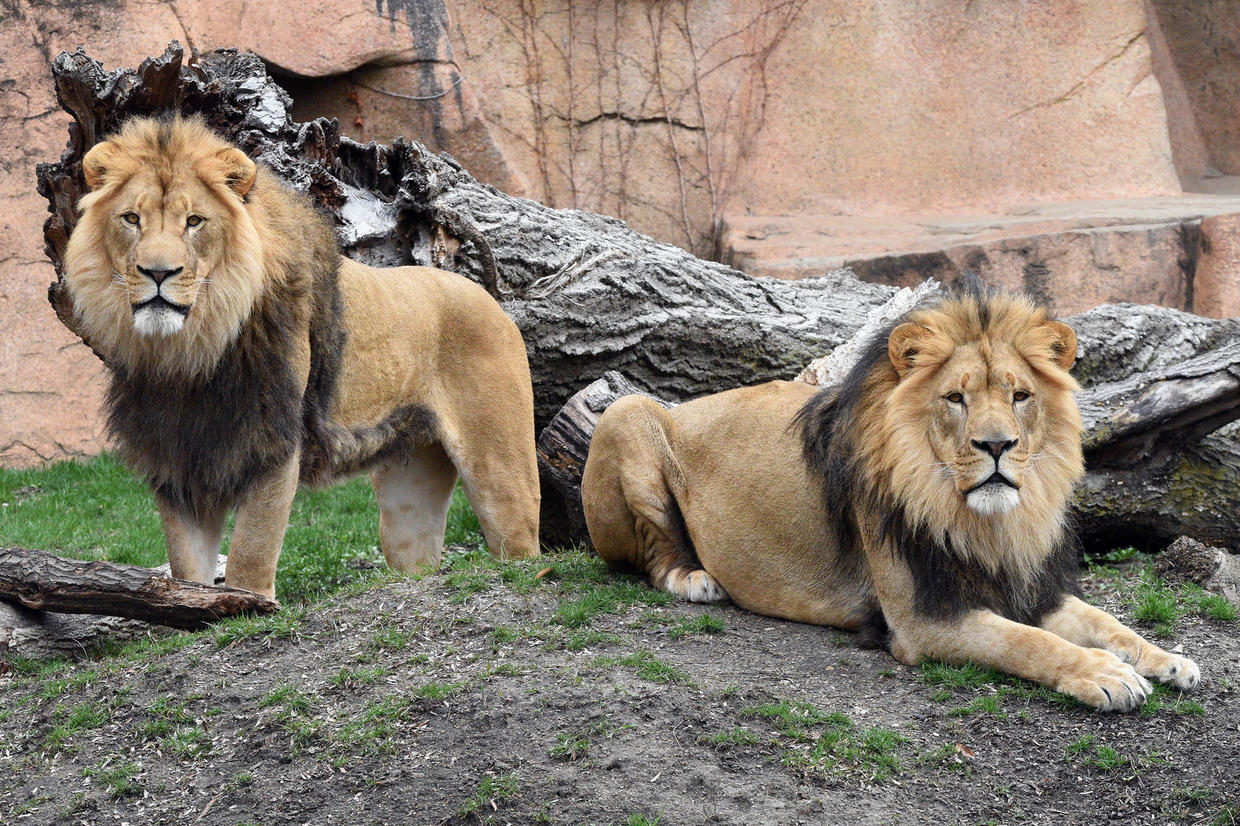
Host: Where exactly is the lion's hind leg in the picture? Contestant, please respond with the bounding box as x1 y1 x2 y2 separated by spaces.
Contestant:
582 395 727 604
370 442 459 573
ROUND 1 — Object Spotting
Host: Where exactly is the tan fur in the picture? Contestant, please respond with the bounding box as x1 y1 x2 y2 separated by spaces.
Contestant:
64 116 540 598
583 293 1201 711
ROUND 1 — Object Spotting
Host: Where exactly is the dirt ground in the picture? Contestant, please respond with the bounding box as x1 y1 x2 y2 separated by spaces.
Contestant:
1 549 1237 826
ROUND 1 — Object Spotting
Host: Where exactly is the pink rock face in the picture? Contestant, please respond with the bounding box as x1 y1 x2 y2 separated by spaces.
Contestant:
729 0 1182 218
1148 1 1240 177
1194 214 1240 320
182 1 422 77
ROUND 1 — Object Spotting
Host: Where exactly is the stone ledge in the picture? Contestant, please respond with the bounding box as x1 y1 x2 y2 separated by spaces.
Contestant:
721 196 1240 317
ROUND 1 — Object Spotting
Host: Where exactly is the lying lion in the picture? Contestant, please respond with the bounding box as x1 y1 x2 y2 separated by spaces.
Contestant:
62 115 540 598
582 286 1201 711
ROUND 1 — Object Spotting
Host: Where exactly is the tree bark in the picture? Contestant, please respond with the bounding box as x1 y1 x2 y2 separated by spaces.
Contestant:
0 549 275 631
34 43 1240 552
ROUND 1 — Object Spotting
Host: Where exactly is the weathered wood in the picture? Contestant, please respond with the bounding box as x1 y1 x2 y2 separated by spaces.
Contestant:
536 372 662 546
1154 536 1240 605
0 548 276 631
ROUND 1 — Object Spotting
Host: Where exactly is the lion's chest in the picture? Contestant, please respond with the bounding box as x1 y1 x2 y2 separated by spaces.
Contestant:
105 331 305 514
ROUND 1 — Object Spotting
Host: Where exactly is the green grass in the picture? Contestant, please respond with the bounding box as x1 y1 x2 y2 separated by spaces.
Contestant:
213 606 306 648
666 613 726 639
1198 594 1238 621
260 683 314 713
948 695 1006 718
1132 580 1181 625
83 760 142 799
1065 735 1150 774
1066 734 1096 758
1093 552 1238 634
1141 683 1207 717
549 731 592 761
458 772 519 819
595 650 691 685
1214 804 1239 826
548 718 635 761
413 680 466 701
164 724 211 759
0 455 166 567
743 699 850 740
0 453 486 603
553 580 675 628
562 629 622 652
140 697 194 739
736 697 914 781
335 696 421 755
328 666 390 689
1086 744 1127 772
919 661 1005 690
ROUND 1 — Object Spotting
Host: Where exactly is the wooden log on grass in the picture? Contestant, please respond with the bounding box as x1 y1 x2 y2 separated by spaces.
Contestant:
0 548 274 632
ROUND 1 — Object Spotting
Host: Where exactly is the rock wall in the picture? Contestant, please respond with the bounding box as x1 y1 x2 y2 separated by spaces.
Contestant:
1 0 1238 466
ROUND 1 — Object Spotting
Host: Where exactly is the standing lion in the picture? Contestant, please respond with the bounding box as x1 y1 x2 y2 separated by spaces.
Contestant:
582 285 1201 711
62 115 540 598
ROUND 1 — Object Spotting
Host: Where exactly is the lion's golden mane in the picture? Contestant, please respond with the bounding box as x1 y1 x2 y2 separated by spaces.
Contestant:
799 285 1086 625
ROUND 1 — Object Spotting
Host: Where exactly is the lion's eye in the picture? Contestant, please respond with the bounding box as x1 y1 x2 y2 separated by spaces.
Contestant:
1013 390 1031 403
121 212 140 226
186 215 204 228
945 392 964 404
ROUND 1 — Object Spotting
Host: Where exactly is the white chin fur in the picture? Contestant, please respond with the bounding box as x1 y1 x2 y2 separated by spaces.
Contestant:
133 305 186 337
966 484 1020 516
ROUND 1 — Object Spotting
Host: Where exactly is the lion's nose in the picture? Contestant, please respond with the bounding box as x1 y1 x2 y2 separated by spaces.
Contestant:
136 265 183 285
972 438 1017 460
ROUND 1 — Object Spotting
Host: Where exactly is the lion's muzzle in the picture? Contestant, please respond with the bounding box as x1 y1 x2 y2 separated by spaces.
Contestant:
132 293 190 337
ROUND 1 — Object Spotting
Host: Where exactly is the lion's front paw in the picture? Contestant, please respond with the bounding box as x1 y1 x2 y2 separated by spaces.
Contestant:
1058 649 1153 712
1104 636 1203 690
1142 651 1201 690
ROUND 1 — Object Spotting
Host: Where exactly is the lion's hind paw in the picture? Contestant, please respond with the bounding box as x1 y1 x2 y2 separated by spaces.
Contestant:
663 568 728 603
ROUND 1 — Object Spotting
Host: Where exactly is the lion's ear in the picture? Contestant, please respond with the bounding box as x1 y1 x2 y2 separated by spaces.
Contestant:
888 323 928 374
82 140 122 191
212 147 257 198
1043 320 1077 370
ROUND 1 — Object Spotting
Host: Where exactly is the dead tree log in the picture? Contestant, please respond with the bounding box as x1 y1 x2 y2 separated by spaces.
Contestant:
33 43 1240 550
0 557 230 660
0 549 275 631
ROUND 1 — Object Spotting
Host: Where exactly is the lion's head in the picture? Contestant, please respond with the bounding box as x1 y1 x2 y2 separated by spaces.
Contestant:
804 284 1084 575
63 115 265 378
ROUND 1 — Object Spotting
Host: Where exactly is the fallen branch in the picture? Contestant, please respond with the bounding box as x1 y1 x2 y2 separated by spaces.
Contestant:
0 548 276 631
